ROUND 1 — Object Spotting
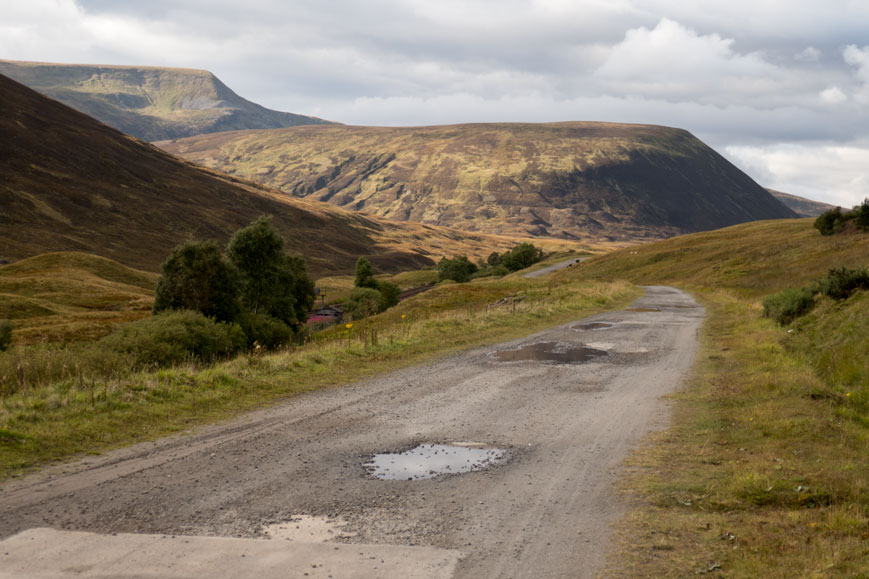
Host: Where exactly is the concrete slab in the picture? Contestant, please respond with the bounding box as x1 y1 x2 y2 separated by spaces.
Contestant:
0 528 462 579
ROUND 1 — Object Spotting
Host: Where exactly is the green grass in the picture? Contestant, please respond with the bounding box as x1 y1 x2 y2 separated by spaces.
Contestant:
569 220 869 576
0 276 638 478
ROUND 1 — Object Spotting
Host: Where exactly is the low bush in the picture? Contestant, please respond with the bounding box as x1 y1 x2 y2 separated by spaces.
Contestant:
0 320 12 352
99 310 246 367
344 287 383 320
818 266 869 300
376 280 401 309
762 287 816 325
235 312 293 349
470 265 510 280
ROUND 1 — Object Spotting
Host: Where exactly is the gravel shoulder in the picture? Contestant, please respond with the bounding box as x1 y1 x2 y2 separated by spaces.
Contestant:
0 286 704 578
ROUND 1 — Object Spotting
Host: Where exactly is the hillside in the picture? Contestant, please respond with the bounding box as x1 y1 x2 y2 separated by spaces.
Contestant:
0 60 331 142
767 189 837 217
0 252 157 344
0 73 567 277
159 122 796 241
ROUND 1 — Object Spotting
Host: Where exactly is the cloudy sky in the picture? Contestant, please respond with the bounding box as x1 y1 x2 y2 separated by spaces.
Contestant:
3 0 868 207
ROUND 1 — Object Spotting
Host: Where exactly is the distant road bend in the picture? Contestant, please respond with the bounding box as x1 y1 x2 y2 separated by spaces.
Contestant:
0 287 704 579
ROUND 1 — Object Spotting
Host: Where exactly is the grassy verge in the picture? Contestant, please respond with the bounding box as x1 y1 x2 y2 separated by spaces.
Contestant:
606 289 868 576
0 277 639 479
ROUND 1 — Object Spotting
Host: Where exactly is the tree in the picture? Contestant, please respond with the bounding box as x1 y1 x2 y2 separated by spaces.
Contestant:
344 287 383 319
226 217 315 331
486 252 502 267
438 255 478 283
354 257 377 289
376 280 401 309
501 242 544 272
856 198 869 232
814 207 844 235
153 240 240 322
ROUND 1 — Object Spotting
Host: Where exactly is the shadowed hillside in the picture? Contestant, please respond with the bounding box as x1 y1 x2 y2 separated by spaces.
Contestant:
767 189 837 218
0 73 563 276
159 122 796 241
0 60 331 141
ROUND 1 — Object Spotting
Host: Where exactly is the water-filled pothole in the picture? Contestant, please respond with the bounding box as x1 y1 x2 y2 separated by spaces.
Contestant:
492 341 608 363
625 307 661 312
365 443 506 481
571 321 615 331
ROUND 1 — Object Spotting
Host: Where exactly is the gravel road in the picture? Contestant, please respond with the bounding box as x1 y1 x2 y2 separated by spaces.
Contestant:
0 286 703 578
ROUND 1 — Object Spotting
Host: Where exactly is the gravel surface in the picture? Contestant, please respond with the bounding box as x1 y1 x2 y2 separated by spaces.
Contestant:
0 286 703 578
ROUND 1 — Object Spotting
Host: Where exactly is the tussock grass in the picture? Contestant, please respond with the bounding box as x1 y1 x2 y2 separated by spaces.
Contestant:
577 220 869 576
0 277 637 478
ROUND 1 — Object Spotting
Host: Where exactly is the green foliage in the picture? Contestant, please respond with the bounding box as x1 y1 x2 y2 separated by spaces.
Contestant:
501 242 544 272
817 266 869 300
234 313 293 350
856 198 869 232
814 207 845 235
354 257 377 289
344 287 384 320
486 252 501 267
471 265 510 280
0 320 12 352
100 310 246 367
376 280 401 309
762 287 816 325
153 241 240 322
437 255 478 283
225 216 315 330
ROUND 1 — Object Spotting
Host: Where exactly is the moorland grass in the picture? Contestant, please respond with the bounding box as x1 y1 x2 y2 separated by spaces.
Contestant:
569 220 869 576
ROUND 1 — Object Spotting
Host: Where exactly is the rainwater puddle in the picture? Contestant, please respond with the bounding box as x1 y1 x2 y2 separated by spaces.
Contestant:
625 307 661 312
571 321 615 331
492 341 608 364
365 443 506 481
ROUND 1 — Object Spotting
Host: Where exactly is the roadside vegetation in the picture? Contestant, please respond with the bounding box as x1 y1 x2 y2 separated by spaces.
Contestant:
565 219 869 576
0 250 637 477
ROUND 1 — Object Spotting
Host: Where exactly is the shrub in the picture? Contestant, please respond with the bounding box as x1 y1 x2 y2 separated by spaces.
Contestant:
817 266 869 300
0 320 12 352
438 256 478 283
235 312 293 349
153 241 240 322
501 242 544 272
376 280 401 309
814 207 845 235
762 287 816 325
856 198 869 232
344 287 383 319
99 310 246 367
470 264 510 280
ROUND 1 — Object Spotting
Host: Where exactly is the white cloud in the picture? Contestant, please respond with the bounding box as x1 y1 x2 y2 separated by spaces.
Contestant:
795 46 821 62
726 143 869 207
820 86 847 104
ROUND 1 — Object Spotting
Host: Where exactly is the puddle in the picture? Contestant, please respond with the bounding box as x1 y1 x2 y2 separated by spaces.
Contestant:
262 515 357 542
571 321 615 331
365 443 506 481
625 307 661 312
492 341 608 364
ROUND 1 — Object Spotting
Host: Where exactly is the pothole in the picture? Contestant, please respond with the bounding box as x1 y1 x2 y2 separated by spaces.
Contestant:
491 341 608 364
262 515 357 542
625 307 661 312
571 321 615 331
365 443 507 481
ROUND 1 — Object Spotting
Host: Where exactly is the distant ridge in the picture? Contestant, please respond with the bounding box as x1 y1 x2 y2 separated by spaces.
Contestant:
0 73 544 276
0 59 332 141
767 189 837 218
160 122 798 241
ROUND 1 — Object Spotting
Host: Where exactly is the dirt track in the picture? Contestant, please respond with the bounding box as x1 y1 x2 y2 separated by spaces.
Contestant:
0 286 703 578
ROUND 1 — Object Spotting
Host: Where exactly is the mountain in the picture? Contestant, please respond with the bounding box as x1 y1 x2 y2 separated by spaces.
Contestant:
158 122 797 242
766 189 837 218
0 60 332 142
0 73 559 277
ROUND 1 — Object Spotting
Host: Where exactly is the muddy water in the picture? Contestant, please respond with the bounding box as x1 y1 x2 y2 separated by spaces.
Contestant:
365 444 506 481
571 322 615 331
492 341 608 363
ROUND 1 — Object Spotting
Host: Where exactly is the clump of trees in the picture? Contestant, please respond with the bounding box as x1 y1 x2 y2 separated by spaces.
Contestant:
148 216 315 353
439 242 545 283
814 199 869 235
344 257 402 319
